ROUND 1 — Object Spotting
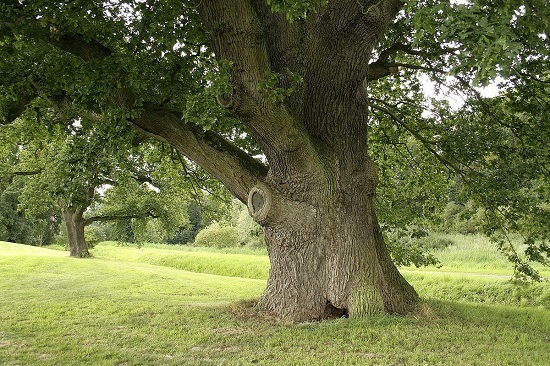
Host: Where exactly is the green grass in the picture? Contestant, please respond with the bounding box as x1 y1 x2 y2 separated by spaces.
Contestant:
403 271 550 307
1 240 549 365
92 242 270 280
89 239 550 308
404 233 550 277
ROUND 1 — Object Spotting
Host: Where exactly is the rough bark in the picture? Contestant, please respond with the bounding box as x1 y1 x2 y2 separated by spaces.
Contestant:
247 142 418 321
196 0 418 321
132 105 268 203
59 199 89 258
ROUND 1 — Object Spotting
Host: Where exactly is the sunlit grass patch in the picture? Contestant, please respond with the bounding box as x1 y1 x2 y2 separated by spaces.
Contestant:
91 240 550 309
403 271 550 308
0 241 66 257
404 233 550 278
0 243 266 365
92 242 270 280
1 241 549 365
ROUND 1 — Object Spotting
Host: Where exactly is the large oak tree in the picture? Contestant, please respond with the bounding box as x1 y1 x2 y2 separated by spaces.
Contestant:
1 0 548 321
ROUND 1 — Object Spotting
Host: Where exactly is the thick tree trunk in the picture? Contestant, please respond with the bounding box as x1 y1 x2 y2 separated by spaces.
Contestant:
248 159 418 322
195 0 417 321
59 201 89 258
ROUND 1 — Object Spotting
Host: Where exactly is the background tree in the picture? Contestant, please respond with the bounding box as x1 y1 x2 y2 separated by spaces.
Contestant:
0 102 62 246
167 201 204 244
0 103 193 257
1 0 548 321
0 179 60 246
84 141 216 247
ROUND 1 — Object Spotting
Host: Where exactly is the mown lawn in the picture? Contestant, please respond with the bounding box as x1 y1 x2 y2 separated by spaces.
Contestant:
1 240 549 365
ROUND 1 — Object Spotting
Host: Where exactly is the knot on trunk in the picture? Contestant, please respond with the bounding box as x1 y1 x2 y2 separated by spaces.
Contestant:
247 183 317 228
215 87 235 109
247 183 273 224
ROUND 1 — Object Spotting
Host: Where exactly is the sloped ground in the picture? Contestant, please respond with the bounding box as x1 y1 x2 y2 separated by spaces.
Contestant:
1 241 548 365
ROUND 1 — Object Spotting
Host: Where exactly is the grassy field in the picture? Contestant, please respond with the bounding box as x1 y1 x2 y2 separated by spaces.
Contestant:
406 233 550 276
1 236 549 365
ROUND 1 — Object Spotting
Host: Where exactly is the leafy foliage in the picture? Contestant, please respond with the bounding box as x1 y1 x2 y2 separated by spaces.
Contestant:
365 0 550 278
194 221 240 249
267 0 328 21
191 201 265 249
0 0 548 277
167 201 204 244
0 180 59 246
235 206 266 248
0 97 198 251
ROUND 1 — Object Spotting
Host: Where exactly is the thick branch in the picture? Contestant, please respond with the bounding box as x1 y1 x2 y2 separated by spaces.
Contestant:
132 104 268 203
197 0 317 164
10 169 42 177
367 43 420 81
1 89 36 125
6 169 43 184
22 8 310 196
282 0 405 146
12 30 268 203
366 42 455 81
74 186 96 218
315 0 403 56
48 32 112 61
198 0 271 118
8 15 113 63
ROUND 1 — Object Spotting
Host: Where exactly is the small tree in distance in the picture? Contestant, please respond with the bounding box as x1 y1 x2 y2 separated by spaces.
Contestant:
0 107 193 256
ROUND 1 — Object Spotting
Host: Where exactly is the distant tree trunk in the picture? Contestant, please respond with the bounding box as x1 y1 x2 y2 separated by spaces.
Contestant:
59 199 89 258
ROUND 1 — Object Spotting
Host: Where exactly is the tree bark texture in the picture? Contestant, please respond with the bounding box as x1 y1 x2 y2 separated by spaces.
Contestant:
59 199 89 258
190 0 418 321
73 0 419 321
247 152 417 321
